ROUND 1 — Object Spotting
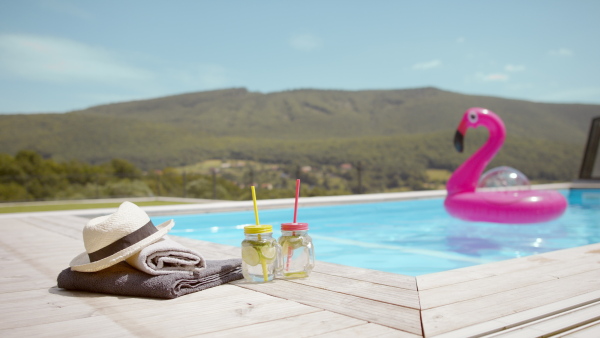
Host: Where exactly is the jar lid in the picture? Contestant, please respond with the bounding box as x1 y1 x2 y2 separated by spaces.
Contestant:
281 222 309 231
244 224 273 234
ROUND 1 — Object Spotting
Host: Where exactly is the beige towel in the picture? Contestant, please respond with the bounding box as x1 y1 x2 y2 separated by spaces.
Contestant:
126 236 206 275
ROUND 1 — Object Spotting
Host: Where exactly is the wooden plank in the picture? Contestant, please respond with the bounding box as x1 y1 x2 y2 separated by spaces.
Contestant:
314 261 417 291
0 238 80 281
421 269 600 337
0 227 71 294
419 252 600 310
0 315 140 337
88 293 320 337
487 301 600 338
417 242 600 291
236 279 422 335
0 287 149 313
0 270 55 294
199 310 367 337
290 272 420 309
562 321 600 337
0 285 253 329
432 290 600 338
20 216 84 240
314 323 421 338
0 285 321 336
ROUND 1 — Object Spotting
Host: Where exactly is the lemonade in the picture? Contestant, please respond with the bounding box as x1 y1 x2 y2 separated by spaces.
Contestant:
241 225 281 282
278 223 315 279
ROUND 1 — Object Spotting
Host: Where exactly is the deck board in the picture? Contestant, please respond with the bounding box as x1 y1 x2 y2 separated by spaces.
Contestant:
419 249 600 310
487 300 600 337
198 311 368 337
313 322 421 338
416 242 600 291
562 321 600 337
431 290 600 338
288 272 420 309
1 211 600 337
421 265 600 336
236 278 422 335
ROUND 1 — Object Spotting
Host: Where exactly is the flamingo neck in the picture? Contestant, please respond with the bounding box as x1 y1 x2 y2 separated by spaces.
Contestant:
447 124 505 195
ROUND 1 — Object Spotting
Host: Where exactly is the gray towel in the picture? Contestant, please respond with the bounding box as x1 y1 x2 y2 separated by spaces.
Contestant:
57 259 242 299
125 237 206 275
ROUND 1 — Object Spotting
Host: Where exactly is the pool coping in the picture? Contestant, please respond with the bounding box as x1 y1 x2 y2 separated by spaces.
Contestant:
1 182 588 220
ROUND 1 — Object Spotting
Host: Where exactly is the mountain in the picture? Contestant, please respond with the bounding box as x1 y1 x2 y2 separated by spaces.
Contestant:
72 87 596 142
0 87 598 181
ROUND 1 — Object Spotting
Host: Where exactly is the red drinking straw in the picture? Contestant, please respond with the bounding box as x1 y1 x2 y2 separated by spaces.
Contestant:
286 179 301 271
293 179 300 223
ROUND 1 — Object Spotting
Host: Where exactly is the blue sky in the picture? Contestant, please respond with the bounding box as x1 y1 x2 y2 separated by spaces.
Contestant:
0 0 599 113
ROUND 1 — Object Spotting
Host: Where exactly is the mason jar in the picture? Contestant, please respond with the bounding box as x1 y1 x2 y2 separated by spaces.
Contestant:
241 224 281 282
278 222 315 278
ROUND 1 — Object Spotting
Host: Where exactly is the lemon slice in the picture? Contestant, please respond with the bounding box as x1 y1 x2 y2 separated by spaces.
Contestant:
242 246 260 266
281 237 303 251
261 246 277 262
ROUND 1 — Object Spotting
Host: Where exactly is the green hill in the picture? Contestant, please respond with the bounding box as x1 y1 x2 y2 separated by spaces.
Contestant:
0 87 598 184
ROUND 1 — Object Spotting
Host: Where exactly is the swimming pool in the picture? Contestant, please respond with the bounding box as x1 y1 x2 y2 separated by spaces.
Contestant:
152 189 600 276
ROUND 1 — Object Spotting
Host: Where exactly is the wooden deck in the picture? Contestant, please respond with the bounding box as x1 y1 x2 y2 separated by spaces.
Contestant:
1 213 599 337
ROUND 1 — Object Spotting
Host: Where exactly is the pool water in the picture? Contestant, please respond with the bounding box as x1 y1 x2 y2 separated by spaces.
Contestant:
152 189 600 276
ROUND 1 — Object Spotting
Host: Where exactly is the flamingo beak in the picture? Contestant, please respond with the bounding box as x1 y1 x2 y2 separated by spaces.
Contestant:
454 130 464 152
454 119 468 153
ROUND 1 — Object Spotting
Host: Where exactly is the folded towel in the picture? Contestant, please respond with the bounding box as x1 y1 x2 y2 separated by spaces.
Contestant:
57 259 242 299
125 237 206 275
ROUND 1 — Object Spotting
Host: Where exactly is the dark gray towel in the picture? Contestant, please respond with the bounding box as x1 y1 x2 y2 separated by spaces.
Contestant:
57 259 242 299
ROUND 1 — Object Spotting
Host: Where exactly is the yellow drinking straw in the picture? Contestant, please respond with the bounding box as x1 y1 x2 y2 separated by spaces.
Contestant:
251 186 269 281
251 186 260 225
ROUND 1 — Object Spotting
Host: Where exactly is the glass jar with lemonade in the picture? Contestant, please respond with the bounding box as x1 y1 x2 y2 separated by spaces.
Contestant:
278 222 315 278
241 225 281 282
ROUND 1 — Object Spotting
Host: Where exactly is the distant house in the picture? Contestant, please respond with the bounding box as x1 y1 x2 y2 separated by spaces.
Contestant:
340 163 353 170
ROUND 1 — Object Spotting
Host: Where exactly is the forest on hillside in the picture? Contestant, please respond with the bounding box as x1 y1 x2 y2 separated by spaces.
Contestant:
0 137 584 202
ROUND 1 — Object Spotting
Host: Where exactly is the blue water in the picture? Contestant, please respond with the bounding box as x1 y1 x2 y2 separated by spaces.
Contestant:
152 189 600 276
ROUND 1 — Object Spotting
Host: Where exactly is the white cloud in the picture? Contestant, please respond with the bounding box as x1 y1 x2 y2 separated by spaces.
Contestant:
549 48 573 56
476 72 509 82
289 34 322 52
456 37 466 43
0 34 154 85
412 59 441 70
505 64 526 72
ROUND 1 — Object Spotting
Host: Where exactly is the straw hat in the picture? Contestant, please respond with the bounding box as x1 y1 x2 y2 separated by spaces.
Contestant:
70 201 174 272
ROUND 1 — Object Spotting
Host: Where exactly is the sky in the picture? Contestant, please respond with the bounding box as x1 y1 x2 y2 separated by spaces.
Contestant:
0 0 599 113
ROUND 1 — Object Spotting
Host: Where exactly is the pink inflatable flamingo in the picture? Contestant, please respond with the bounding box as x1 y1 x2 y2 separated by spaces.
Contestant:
444 107 567 224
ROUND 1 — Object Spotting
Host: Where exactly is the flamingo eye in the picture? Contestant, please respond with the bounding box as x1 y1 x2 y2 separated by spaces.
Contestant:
468 112 478 124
